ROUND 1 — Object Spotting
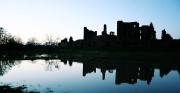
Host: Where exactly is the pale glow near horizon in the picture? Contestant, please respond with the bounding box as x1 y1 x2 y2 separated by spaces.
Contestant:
0 0 180 42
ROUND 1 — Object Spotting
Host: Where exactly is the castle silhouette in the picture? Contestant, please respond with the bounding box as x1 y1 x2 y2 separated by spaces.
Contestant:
60 20 180 48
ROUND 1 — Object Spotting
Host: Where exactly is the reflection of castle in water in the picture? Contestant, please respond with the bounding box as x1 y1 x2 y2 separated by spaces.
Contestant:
1 57 180 85
80 60 180 85
61 59 73 67
82 60 154 85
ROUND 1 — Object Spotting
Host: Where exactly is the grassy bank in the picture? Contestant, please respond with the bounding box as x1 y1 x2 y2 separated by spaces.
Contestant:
0 46 179 63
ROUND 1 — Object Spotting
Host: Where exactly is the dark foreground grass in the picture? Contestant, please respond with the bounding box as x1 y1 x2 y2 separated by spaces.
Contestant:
0 84 55 93
0 85 39 93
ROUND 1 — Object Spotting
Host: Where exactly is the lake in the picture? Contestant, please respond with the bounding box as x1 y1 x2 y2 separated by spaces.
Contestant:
0 59 180 93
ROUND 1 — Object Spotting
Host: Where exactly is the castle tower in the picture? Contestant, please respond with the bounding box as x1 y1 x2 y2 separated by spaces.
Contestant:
117 21 123 40
84 27 88 41
102 24 107 41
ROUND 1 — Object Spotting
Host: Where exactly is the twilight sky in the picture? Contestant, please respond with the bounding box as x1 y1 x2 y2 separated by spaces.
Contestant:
0 0 180 42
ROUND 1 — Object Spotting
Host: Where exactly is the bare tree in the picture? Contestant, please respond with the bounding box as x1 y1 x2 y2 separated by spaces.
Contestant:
44 34 60 46
14 36 23 44
0 27 22 45
7 35 23 44
43 34 60 52
27 37 39 46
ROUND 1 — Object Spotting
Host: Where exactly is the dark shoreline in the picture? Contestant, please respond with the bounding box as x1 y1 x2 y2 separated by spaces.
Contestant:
0 46 179 63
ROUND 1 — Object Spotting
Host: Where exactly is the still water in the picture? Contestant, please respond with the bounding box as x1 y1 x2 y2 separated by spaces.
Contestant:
0 59 180 93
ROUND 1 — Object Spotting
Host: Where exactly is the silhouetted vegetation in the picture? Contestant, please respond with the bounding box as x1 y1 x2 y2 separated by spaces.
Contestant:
26 37 40 46
0 27 24 51
161 29 173 41
0 27 61 53
69 36 73 46
0 60 22 76
0 84 39 93
0 84 53 93
150 22 156 40
44 34 60 53
61 38 68 42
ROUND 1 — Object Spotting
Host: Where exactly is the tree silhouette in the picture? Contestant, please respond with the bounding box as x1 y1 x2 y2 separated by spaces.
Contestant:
164 33 173 40
61 37 68 46
161 29 167 40
150 22 156 40
0 27 7 45
0 27 22 45
44 34 60 52
44 34 60 46
0 27 3 41
161 29 173 41
69 36 73 46
61 38 67 42
5 35 23 45
26 37 39 46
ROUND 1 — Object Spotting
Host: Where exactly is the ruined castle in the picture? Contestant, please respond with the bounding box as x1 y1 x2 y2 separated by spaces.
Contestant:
60 20 180 48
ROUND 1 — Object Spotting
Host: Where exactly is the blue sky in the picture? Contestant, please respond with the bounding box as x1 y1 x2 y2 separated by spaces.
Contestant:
0 0 180 42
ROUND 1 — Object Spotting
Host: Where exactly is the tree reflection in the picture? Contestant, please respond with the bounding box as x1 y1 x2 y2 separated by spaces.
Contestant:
61 59 68 65
68 59 73 67
0 60 21 76
44 60 61 71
